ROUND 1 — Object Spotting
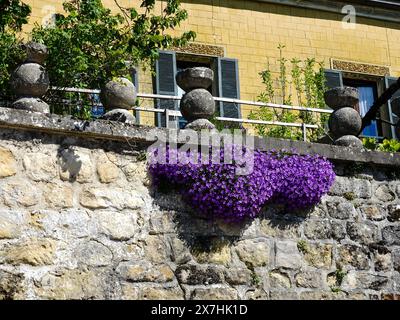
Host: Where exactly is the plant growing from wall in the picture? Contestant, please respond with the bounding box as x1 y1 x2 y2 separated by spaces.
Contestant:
0 0 31 100
149 145 335 223
362 137 400 152
249 45 328 141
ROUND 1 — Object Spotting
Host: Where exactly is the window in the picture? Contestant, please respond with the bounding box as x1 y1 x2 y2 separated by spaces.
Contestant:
324 69 398 140
154 50 241 128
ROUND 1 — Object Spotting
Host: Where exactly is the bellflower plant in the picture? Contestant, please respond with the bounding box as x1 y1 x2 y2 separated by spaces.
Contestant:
148 145 335 223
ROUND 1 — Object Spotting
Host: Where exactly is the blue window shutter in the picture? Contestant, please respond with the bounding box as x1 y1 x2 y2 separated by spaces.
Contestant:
385 76 400 138
218 58 241 118
155 51 178 127
324 69 343 89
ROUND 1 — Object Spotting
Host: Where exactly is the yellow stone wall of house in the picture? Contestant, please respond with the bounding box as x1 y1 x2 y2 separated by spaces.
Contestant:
21 0 400 128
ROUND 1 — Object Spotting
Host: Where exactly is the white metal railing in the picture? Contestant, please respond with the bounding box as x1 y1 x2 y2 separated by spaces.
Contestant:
50 86 332 141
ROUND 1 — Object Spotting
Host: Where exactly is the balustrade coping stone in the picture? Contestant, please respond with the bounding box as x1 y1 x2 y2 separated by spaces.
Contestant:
0 106 400 167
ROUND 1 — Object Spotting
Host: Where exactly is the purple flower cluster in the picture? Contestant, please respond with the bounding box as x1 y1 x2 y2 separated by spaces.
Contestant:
148 146 335 223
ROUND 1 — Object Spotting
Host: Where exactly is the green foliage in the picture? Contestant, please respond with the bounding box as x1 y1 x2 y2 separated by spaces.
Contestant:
362 138 400 153
251 272 262 286
32 0 195 91
343 192 356 201
0 0 31 99
297 240 309 254
249 44 328 141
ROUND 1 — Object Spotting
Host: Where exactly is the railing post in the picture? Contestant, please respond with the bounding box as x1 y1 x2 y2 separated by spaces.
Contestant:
302 123 307 142
176 68 216 130
10 42 50 113
324 87 363 148
165 108 170 129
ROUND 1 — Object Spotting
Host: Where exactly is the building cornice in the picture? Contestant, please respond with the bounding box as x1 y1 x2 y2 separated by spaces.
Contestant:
257 0 400 23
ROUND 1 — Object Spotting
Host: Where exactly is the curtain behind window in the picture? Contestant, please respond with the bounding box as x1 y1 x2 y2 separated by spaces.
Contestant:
359 86 378 137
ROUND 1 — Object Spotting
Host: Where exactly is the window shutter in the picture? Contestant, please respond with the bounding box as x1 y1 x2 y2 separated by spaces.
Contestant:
155 51 178 127
324 69 343 89
385 76 400 138
218 58 241 118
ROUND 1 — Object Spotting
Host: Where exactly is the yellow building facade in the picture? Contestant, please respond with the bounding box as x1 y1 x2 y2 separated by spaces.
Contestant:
21 0 400 137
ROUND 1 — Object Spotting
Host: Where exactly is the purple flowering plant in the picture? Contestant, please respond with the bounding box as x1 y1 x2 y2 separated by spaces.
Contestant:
148 144 335 223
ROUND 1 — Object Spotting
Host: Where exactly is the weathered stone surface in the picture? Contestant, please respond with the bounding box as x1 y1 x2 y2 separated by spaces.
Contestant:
193 239 231 265
0 270 24 300
275 241 302 269
260 219 301 239
329 107 362 137
235 239 271 268
304 220 332 239
98 211 137 241
245 289 269 300
118 262 174 283
225 268 252 285
342 271 389 291
169 237 192 265
97 155 120 183
141 286 184 300
382 293 400 300
184 119 216 130
101 109 136 124
144 235 169 263
190 287 238 300
43 183 74 208
374 251 391 272
295 271 323 288
23 153 57 182
0 211 25 239
347 222 379 245
176 67 214 92
180 89 215 121
175 264 223 285
375 185 395 202
393 249 400 272
334 135 363 148
331 221 346 240
2 182 41 207
327 201 356 220
388 204 400 222
303 244 332 269
324 87 359 109
269 271 291 289
5 238 56 266
35 269 106 299
58 147 93 183
79 186 145 210
74 240 113 267
12 97 50 113
337 244 370 270
10 63 49 97
329 176 372 199
361 205 386 221
0 147 17 178
23 42 48 64
100 78 137 110
269 291 299 300
41 209 95 239
347 222 378 244
382 226 400 245
299 291 346 300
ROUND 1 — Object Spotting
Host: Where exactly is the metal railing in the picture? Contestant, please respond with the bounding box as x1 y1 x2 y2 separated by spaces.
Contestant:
48 86 332 141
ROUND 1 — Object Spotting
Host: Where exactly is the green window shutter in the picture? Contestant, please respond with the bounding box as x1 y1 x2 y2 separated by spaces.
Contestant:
385 76 400 138
155 51 178 127
324 69 343 89
218 58 241 118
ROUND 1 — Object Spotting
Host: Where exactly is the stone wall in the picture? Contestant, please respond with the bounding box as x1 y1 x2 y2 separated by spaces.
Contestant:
1 116 400 300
